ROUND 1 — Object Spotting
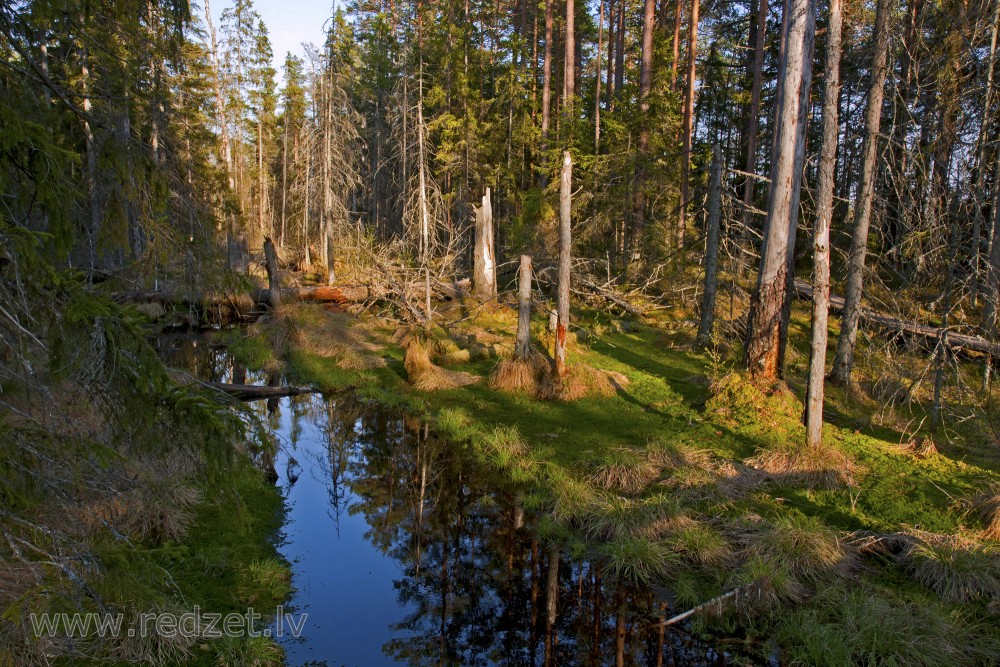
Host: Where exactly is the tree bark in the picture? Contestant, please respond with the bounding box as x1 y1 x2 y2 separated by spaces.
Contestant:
805 0 842 449
670 0 682 91
633 0 657 249
516 255 534 358
829 0 891 386
739 0 768 272
677 0 701 246
555 151 573 379
263 237 282 309
541 0 553 157
563 0 575 133
473 188 497 300
696 145 723 347
595 0 604 153
744 0 817 380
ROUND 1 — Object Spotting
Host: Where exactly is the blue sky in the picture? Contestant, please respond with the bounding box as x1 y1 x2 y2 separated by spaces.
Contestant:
206 0 335 80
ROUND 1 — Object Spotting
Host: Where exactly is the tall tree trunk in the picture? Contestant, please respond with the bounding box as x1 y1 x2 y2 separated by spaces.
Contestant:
595 0 604 153
263 237 281 309
744 0 817 380
739 0 768 273
303 150 312 267
615 0 625 94
981 170 1000 388
696 145 723 347
555 151 573 379
81 44 100 274
280 115 288 249
606 0 617 110
677 0 701 246
804 0 842 449
563 0 575 136
670 0 683 90
541 0 553 158
633 0 657 251
829 0 891 386
971 1 1000 307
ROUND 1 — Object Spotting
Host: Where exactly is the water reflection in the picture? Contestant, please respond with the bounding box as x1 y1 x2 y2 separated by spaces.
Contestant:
158 336 726 666
266 394 718 667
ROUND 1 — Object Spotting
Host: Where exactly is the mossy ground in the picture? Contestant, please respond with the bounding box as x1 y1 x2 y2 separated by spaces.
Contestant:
239 296 1000 664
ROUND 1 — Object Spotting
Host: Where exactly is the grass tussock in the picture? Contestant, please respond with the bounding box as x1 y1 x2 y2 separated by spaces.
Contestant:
898 436 939 458
747 443 859 489
541 364 621 401
289 306 386 366
404 338 479 391
900 531 1000 602
488 349 550 396
598 536 676 586
745 515 857 585
776 584 999 667
972 488 1000 540
588 447 661 494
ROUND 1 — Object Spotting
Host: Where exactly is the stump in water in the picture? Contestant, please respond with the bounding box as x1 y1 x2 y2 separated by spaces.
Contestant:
263 237 281 310
473 188 497 300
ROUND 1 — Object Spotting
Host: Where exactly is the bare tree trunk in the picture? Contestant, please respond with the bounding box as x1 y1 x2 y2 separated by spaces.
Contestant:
516 255 534 358
473 188 497 300
280 114 288 249
81 44 100 273
595 0 604 153
263 237 281 309
971 1 1000 307
304 150 312 267
555 152 573 379
696 145 722 347
670 0 682 91
805 0 842 449
739 0 768 273
563 0 575 132
744 0 817 380
677 0 701 246
606 0 616 109
614 591 626 667
615 0 625 94
633 0 656 250
829 0 891 386
982 168 1000 388
541 0 553 158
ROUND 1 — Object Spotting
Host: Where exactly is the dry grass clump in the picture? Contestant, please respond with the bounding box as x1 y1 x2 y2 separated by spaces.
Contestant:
76 482 202 543
541 364 621 401
588 447 662 493
404 338 479 390
972 489 1000 540
488 349 551 396
745 515 857 584
900 531 1000 602
747 443 859 489
670 523 734 567
337 353 387 370
290 307 385 366
898 436 938 458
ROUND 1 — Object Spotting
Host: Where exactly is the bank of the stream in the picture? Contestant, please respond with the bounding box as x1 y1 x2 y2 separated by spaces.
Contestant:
232 294 1000 666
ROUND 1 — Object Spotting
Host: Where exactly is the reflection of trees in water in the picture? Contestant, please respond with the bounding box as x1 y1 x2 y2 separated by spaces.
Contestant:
323 402 684 667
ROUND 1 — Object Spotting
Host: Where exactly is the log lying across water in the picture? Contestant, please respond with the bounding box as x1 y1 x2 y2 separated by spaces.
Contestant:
202 382 317 400
792 279 1000 356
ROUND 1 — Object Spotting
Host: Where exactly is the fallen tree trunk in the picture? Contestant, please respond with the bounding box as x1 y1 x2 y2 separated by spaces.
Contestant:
202 382 317 400
579 279 647 317
793 279 1000 356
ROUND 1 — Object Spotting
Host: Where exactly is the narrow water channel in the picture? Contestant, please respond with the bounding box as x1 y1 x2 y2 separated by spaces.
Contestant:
157 335 731 667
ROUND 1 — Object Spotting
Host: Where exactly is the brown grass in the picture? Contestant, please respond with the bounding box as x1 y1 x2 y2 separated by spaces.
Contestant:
488 350 550 396
898 436 939 458
973 490 1000 540
588 447 661 493
900 530 1000 602
747 443 859 489
404 338 479 391
290 306 385 365
541 364 621 401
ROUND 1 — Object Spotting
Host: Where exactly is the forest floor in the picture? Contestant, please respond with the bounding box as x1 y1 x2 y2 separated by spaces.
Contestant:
233 283 1000 665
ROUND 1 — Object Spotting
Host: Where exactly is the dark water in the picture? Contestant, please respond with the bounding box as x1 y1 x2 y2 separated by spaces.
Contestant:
157 335 734 667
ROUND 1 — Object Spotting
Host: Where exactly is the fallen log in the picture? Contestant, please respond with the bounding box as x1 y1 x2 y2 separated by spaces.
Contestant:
792 279 1000 356
579 279 647 317
202 382 317 400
